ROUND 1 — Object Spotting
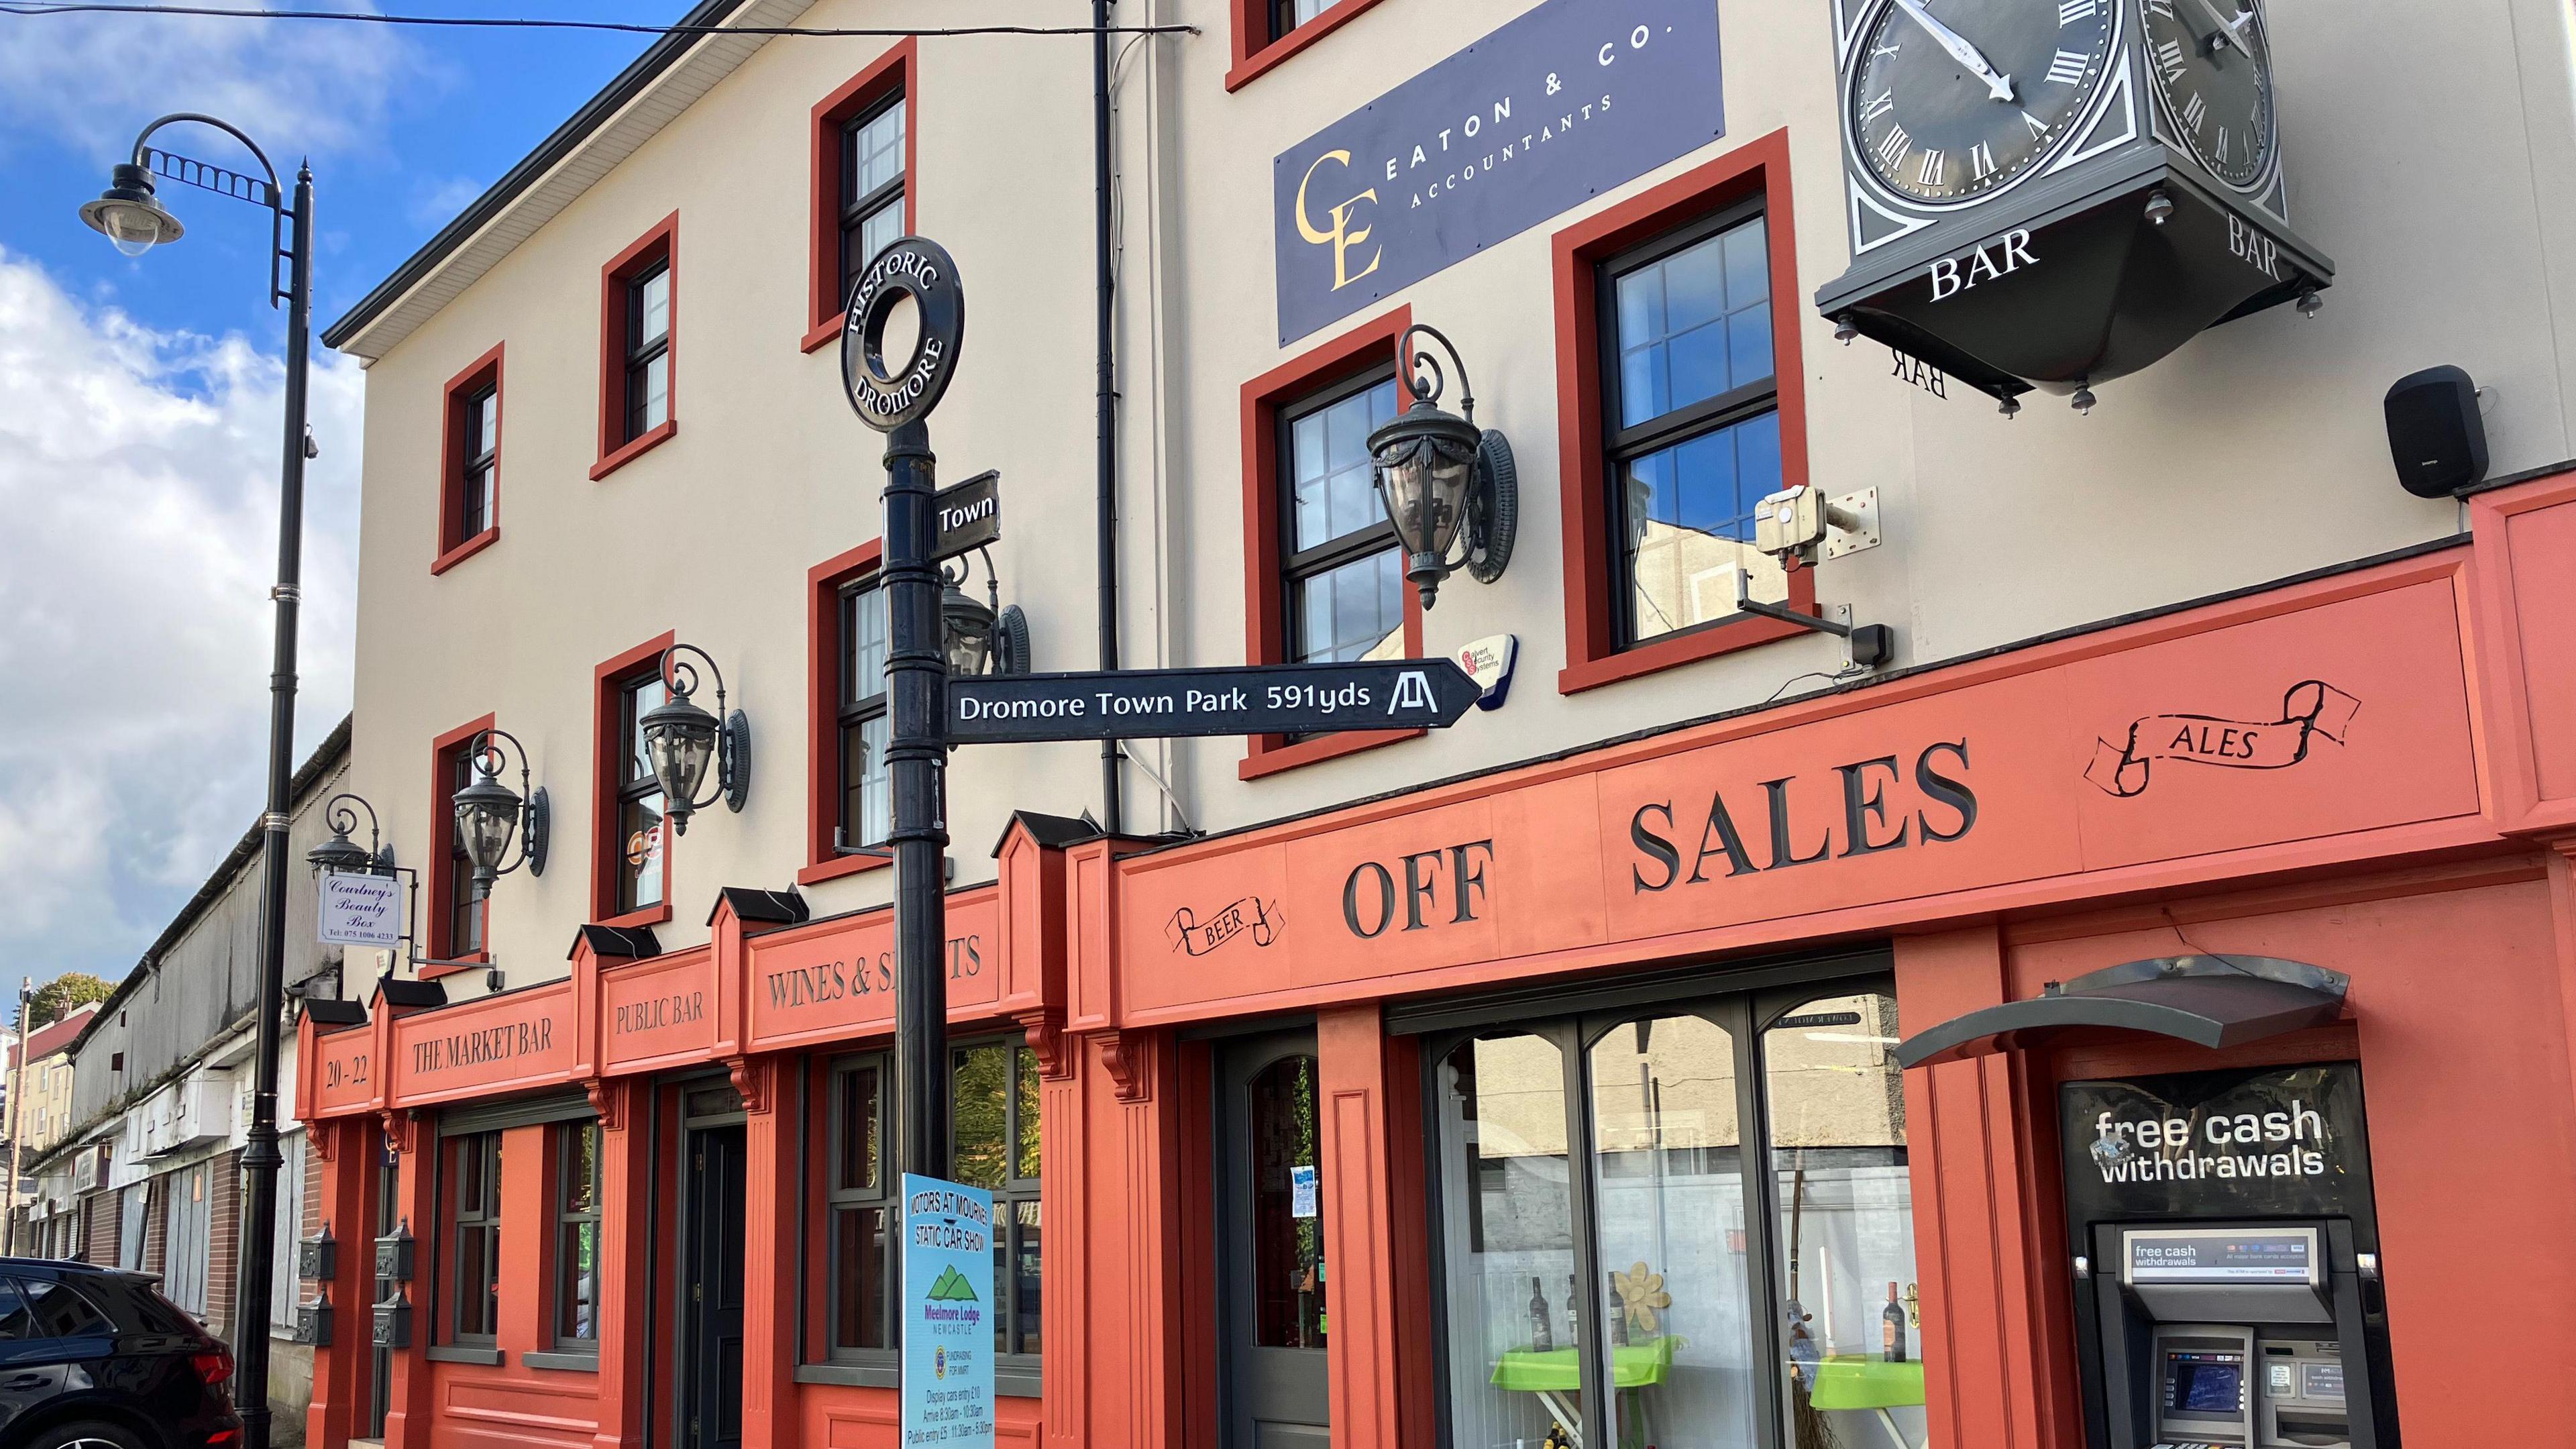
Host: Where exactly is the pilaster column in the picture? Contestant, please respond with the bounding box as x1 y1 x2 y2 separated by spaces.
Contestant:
592 1081 648 1449
735 1057 800 1449
380 1111 435 1449
1314 1007 1407 1449
301 1118 366 1449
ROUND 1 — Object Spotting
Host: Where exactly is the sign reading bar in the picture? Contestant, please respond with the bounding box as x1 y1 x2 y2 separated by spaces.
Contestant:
902 1173 997 1448
317 871 402 948
948 659 1481 743
1273 0 1724 343
932 470 1001 562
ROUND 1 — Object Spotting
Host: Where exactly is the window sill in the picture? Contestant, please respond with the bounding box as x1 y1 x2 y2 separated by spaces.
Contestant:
431 528 499 577
595 904 672 930
418 954 490 982
794 1361 1040 1399
800 315 844 355
1240 726 1423 780
1225 0 1388 91
521 1350 599 1373
796 851 890 887
1558 613 1815 695
590 419 678 481
425 1344 503 1366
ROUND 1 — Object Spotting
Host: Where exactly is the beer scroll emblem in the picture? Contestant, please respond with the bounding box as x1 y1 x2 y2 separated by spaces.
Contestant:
1167 898 1281 957
2085 680 2361 798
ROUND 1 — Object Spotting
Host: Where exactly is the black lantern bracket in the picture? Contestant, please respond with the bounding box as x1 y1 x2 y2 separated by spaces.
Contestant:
307 792 397 877
643 643 751 836
458 727 549 899
1368 324 1519 609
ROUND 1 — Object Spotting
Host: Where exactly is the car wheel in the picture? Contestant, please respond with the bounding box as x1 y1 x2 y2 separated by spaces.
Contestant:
30 1424 145 1449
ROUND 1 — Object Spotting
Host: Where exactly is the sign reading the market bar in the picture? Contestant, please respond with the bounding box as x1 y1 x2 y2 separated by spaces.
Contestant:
387 980 576 1106
1272 0 1724 343
2060 1063 2375 1226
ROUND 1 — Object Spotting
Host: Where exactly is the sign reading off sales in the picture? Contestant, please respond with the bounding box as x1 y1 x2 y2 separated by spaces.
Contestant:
317 870 402 949
1272 0 1724 343
902 1173 996 1448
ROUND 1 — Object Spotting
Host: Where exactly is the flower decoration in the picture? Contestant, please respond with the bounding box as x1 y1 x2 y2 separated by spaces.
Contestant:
1612 1261 1672 1336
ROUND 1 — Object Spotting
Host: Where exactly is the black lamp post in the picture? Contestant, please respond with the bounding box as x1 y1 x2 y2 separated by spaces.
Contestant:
1367 324 1519 608
451 729 549 900
80 113 313 1449
637 643 751 836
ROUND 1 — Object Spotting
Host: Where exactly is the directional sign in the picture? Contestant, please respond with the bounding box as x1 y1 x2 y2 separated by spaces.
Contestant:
932 470 1000 562
948 659 1481 744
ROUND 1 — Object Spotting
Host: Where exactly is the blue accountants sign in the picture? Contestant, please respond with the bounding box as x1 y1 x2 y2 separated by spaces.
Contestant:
1273 0 1726 345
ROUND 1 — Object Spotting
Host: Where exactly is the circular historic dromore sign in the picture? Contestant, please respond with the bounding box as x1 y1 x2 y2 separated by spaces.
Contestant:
841 235 965 432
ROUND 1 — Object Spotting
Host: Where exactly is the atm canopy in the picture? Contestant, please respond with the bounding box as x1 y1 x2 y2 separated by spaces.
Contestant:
1894 956 2349 1070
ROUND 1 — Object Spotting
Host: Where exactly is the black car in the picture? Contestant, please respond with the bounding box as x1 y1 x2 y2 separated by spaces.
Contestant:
0 1259 241 1449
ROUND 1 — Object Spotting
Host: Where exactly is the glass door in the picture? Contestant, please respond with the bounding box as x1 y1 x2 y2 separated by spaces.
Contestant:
1216 1030 1330 1449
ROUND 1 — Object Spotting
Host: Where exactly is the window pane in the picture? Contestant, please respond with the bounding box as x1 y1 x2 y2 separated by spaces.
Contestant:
557 1220 598 1342
833 1206 889 1350
1014 1045 1042 1182
1436 1034 1582 1449
19 1279 109 1340
1290 378 1398 551
1249 1055 1325 1350
566 1124 600 1214
642 352 669 432
837 1065 881 1195
627 677 668 784
951 1043 1009 1191
474 390 498 456
1012 1201 1042 1355
853 100 906 197
1295 546 1404 664
842 712 890 848
1619 410 1786 645
619 791 665 912
1763 992 1919 1448
844 585 888 704
1590 1016 1757 1449
638 267 670 347
1615 216 1773 429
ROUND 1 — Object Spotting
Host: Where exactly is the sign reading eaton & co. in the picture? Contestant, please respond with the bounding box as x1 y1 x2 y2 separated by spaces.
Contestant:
1273 0 1725 344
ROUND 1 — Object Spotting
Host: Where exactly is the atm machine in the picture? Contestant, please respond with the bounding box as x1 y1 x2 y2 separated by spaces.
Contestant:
2062 1065 2401 1449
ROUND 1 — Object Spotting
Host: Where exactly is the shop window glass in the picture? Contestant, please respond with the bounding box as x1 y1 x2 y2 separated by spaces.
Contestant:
446 1131 502 1342
1589 1014 1758 1449
1250 1055 1326 1350
1763 990 1918 1449
555 1121 602 1346
826 1060 890 1353
1603 209 1785 648
1436 1033 1583 1449
950 1041 1044 1358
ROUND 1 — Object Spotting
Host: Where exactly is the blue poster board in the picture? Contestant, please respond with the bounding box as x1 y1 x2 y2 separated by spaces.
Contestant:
1272 0 1726 344
902 1173 996 1448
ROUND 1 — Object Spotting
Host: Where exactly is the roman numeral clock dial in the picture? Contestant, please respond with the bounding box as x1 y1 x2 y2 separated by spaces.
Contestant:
1848 0 2116 206
2143 0 2277 190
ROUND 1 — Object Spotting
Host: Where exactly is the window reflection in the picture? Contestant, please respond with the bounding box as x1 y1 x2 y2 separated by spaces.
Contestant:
1250 1055 1326 1350
1438 1034 1584 1449
1764 992 1921 1449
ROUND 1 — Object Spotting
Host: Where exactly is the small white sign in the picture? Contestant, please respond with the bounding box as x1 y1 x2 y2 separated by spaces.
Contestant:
1456 633 1519 711
317 871 402 948
1291 1164 1320 1220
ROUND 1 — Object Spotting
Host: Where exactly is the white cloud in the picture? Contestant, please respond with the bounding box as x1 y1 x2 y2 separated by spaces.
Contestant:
0 246 359 979
0 2 423 165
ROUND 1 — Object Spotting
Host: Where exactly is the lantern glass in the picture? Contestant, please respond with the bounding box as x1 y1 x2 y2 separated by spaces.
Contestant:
452 773 523 878
943 585 996 677
639 694 721 813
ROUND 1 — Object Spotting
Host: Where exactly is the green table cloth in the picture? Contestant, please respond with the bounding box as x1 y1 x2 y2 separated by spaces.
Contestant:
1809 1354 1927 1411
1490 1335 1680 1392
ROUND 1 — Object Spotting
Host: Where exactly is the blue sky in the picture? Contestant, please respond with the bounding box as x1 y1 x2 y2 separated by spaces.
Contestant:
0 3 694 991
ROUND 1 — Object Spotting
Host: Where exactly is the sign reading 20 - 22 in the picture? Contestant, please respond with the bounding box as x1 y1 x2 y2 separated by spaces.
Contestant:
1272 0 1725 344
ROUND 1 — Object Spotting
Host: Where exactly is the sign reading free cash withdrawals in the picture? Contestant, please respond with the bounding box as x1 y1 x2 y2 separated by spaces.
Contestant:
317 870 402 949
901 1173 996 1448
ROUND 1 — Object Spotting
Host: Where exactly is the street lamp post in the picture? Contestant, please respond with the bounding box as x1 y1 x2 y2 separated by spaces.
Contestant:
80 114 315 1449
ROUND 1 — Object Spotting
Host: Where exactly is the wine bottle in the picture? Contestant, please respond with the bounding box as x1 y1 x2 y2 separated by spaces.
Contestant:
1883 1281 1909 1363
1529 1276 1553 1354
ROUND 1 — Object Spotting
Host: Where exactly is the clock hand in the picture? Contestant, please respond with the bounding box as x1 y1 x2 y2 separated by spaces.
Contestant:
1890 0 2017 103
2184 0 2256 54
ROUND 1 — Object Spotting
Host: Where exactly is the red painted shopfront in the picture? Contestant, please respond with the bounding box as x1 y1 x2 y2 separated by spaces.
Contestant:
297 472 2576 1449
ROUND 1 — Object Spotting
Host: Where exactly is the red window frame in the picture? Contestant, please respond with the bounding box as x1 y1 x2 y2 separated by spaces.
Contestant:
805 39 916 354
433 345 504 576
1553 129 1815 695
800 541 891 885
425 713 496 975
594 631 678 928
594 213 681 480
1225 0 1389 91
1237 305 1425 780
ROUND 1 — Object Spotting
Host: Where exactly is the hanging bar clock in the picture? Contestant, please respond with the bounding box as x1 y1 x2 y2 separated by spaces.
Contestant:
1815 0 2334 412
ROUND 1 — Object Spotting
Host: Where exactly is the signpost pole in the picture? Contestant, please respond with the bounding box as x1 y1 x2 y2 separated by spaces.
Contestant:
883 415 951 1187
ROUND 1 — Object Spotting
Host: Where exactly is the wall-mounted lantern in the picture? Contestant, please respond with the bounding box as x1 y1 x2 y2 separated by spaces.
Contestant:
297 1224 336 1281
941 549 1031 678
374 1219 415 1282
305 794 394 876
371 1289 411 1350
1366 323 1518 610
295 1289 333 1347
637 643 750 837
452 729 547 901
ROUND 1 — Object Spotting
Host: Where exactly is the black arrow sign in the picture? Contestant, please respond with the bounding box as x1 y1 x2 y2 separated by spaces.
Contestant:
948 659 1482 744
932 470 1000 562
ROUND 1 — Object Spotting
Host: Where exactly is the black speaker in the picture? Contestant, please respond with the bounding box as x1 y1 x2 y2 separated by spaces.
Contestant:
2384 366 2488 498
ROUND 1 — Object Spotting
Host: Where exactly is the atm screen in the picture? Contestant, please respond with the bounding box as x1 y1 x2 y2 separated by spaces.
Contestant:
2167 1353 2245 1414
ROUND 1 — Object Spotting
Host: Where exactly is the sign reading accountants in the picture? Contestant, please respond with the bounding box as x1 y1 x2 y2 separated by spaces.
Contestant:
1273 0 1725 344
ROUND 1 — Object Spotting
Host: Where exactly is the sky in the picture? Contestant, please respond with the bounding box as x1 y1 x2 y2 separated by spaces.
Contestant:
0 2 697 991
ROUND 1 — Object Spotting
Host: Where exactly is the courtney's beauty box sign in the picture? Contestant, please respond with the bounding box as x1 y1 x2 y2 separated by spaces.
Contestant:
1273 0 1725 343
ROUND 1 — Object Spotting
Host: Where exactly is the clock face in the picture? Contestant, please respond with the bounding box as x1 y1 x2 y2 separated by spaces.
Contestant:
2143 0 2275 189
1849 0 2119 207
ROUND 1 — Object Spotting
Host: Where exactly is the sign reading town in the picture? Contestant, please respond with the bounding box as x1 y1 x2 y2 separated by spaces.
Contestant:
901 1173 997 1448
1272 0 1725 343
947 659 1482 744
932 470 1002 562
317 870 402 949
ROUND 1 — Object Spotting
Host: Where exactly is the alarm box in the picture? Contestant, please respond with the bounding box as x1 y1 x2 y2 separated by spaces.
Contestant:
374 1222 414 1283
372 1290 412 1350
297 1225 335 1282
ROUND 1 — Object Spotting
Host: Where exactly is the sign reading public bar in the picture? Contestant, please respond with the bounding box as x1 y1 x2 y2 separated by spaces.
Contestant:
602 952 717 1073
1272 0 1725 343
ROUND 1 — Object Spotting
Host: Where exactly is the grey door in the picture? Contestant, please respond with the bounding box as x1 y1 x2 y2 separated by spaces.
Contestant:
680 1120 747 1449
1217 1030 1330 1449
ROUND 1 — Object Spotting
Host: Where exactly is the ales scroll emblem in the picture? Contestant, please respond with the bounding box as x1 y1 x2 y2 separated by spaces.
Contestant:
2085 680 2361 798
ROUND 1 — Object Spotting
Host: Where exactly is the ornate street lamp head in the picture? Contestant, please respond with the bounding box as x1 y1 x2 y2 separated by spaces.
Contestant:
307 792 390 875
306 828 374 876
635 644 749 835
1367 325 1517 609
79 163 184 258
450 731 547 899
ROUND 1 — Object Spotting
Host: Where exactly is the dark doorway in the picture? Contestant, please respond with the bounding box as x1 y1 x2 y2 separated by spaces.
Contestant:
678 1099 747 1449
1216 1029 1331 1449
367 1128 398 1440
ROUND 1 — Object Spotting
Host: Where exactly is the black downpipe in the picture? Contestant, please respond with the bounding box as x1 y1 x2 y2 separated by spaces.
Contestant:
1093 0 1122 834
